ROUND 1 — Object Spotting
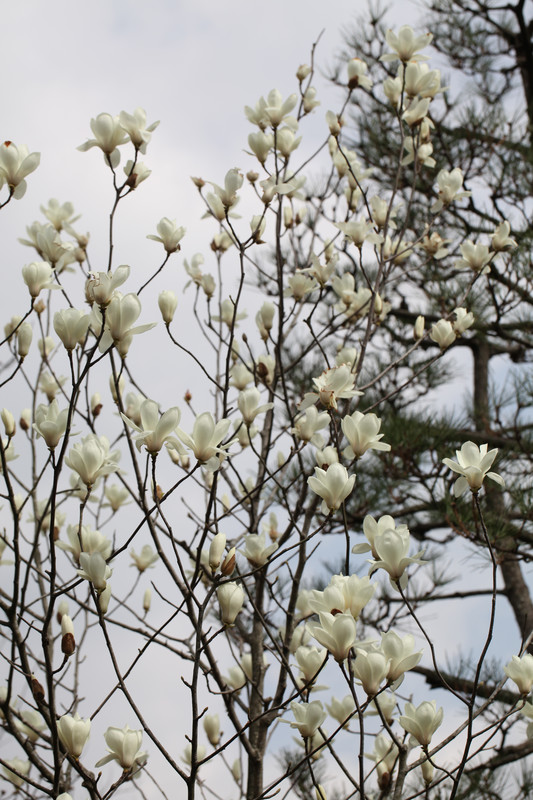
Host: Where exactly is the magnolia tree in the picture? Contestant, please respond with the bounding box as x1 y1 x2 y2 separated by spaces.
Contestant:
0 23 530 800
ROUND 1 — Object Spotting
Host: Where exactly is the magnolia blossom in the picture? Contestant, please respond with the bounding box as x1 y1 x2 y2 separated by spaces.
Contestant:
443 442 504 496
57 524 112 562
430 319 455 350
240 532 278 567
288 700 326 738
57 712 91 757
96 725 147 769
369 526 425 589
309 573 375 620
77 551 112 593
503 653 533 694
454 241 492 274
295 645 327 683
380 631 423 683
104 483 130 512
326 695 355 727
336 219 383 248
341 410 391 459
307 463 356 514
176 412 233 468
400 700 443 746
77 113 129 167
122 398 181 454
491 221 517 251
353 649 390 696
238 387 273 425
347 57 372 89
16 709 44 742
99 292 155 356
217 582 245 625
158 290 178 324
147 217 186 253
0 141 40 199
86 265 130 306
130 544 159 572
367 734 399 789
22 261 57 297
291 406 330 447
65 434 119 487
119 107 159 150
208 533 226 572
308 610 357 661
203 714 220 747
2 758 30 788
452 307 475 335
285 271 318 300
246 89 298 129
53 308 90 351
301 365 362 411
432 168 470 212
381 25 433 62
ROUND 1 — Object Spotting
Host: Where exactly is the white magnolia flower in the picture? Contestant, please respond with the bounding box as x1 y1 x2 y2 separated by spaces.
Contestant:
176 412 233 468
96 724 147 769
130 544 159 572
341 410 391 459
119 107 159 151
57 524 112 561
301 365 362 411
400 700 443 746
77 113 129 167
57 712 91 757
147 217 186 252
307 463 356 514
65 434 120 487
53 308 90 351
308 610 357 661
504 653 533 694
381 25 433 62
430 319 455 350
77 552 112 593
0 141 40 199
288 700 326 738
240 532 278 567
86 265 130 307
122 398 181 454
442 442 504 496
454 241 492 274
217 582 245 625
22 261 58 297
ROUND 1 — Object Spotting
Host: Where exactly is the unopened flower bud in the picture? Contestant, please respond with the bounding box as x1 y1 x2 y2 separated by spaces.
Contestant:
217 581 244 625
1 409 15 437
56 600 69 624
33 299 46 314
31 675 45 703
221 546 236 576
191 176 205 188
247 170 259 183
203 713 220 746
17 323 33 358
158 290 178 325
143 588 151 613
109 373 125 403
231 759 241 782
209 533 226 573
297 63 311 81
91 392 103 417
99 583 112 614
61 615 76 656
414 315 425 340
421 758 434 784
316 786 327 800
20 409 31 431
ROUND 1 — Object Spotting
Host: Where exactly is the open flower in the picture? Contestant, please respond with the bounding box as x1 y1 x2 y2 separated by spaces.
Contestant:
77 113 129 167
77 552 112 593
504 653 533 694
301 365 362 411
369 526 425 589
57 712 91 758
33 401 69 449
176 412 233 469
121 398 181 454
307 463 355 514
381 26 433 62
443 442 504 496
341 411 391 459
65 434 119 487
400 700 443 746
308 611 357 661
240 533 278 567
96 725 147 769
130 544 159 572
0 141 40 199
288 700 326 738
147 217 186 253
